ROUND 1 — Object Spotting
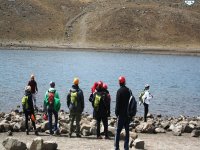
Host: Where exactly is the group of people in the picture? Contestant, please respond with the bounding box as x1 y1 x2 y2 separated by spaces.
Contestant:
21 74 153 150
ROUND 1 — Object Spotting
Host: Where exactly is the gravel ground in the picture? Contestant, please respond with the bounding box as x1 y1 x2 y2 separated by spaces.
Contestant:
0 132 199 150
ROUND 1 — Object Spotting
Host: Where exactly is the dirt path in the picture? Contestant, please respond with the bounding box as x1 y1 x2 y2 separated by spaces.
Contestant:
0 132 199 150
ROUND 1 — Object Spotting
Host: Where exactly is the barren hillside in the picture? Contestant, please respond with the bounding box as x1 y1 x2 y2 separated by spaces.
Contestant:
0 0 200 51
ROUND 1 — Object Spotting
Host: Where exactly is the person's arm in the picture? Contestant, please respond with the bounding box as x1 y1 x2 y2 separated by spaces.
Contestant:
107 93 111 117
115 91 120 117
35 81 38 92
67 91 71 108
80 90 84 112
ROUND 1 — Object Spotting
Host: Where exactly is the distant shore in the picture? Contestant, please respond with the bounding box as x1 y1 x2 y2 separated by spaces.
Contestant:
0 41 200 56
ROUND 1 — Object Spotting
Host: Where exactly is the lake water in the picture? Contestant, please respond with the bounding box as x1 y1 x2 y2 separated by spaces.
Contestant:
0 49 200 116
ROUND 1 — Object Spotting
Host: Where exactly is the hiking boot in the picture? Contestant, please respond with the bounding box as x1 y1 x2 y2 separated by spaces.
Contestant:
35 130 39 136
97 136 102 139
50 131 54 135
69 133 72 138
26 129 29 135
104 136 110 139
76 134 81 138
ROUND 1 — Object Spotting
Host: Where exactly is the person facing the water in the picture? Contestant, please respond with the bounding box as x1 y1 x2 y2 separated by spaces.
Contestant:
28 74 38 110
142 84 153 122
89 82 98 103
92 81 110 139
67 77 84 138
114 76 131 150
21 86 38 135
44 81 61 135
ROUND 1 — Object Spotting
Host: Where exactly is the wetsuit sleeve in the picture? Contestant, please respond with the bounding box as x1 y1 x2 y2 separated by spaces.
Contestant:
115 90 120 117
35 81 38 92
107 94 111 117
67 91 71 108
80 90 84 112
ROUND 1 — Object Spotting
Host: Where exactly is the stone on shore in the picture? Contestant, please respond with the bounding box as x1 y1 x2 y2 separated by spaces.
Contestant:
155 127 166 133
191 130 200 137
172 125 182 136
133 138 145 149
43 141 58 150
2 137 27 150
30 137 43 150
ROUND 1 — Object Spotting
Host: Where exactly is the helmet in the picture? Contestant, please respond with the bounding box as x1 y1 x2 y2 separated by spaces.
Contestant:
25 86 31 92
31 74 34 79
103 83 108 90
91 82 98 93
50 81 55 88
73 77 79 85
119 76 126 85
145 84 150 88
97 81 103 88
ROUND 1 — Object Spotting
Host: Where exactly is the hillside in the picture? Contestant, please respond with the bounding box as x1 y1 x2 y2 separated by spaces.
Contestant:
0 0 200 53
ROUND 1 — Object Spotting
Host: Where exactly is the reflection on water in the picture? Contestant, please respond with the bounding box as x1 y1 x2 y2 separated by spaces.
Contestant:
0 49 200 116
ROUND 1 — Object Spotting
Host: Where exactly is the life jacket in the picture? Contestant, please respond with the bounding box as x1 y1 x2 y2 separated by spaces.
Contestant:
48 91 55 108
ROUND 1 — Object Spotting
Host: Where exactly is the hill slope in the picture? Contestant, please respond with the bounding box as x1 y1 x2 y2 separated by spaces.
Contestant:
0 0 200 52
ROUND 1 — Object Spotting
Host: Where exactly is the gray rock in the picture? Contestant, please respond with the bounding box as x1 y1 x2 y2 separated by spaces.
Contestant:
41 121 49 132
130 132 138 140
82 129 90 136
107 126 115 137
80 123 91 133
135 122 155 133
155 127 166 133
7 130 13 136
0 112 5 118
30 137 44 150
2 137 27 150
161 121 170 129
168 124 175 131
0 122 12 132
13 123 21 132
172 126 182 136
184 124 194 133
191 130 200 137
90 126 97 135
133 138 145 149
43 141 58 150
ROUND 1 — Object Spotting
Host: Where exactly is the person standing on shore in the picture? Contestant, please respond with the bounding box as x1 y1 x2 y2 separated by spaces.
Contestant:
28 74 38 110
114 76 131 150
44 81 61 135
142 84 153 122
92 81 110 139
22 86 38 135
67 78 84 138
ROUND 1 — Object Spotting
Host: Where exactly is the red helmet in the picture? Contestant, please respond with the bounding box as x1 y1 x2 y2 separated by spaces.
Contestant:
119 76 126 84
97 81 103 88
103 83 108 90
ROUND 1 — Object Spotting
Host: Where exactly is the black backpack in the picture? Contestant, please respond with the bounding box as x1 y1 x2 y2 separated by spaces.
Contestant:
127 90 137 117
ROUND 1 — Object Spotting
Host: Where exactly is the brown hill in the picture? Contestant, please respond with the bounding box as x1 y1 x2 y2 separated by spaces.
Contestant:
0 0 200 52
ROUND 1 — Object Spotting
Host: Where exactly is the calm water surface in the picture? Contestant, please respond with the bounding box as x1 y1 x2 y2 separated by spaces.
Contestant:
0 49 200 116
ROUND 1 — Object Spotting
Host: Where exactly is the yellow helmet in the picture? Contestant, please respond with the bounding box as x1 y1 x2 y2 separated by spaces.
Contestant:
73 77 79 85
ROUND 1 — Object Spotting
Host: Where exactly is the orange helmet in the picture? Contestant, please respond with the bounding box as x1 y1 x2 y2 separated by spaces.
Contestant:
73 77 79 85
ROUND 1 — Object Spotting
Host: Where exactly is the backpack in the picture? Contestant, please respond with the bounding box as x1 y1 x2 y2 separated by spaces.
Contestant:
127 90 137 117
69 91 78 110
139 90 145 104
48 91 55 108
22 96 29 110
94 93 101 111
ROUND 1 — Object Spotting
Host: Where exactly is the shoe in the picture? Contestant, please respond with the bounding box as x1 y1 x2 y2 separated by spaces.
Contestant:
76 134 81 138
69 133 72 138
97 136 102 139
35 131 39 136
104 136 110 139
26 129 29 135
50 131 54 135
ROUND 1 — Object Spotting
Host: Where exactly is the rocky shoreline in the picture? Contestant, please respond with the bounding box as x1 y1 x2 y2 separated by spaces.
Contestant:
0 109 200 149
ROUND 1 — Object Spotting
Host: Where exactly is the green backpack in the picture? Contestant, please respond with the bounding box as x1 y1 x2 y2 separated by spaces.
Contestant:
94 94 101 111
139 90 145 104
21 96 28 109
70 91 78 107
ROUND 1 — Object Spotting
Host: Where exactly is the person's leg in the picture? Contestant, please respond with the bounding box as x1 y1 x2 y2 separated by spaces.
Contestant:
32 93 37 109
25 112 29 134
31 113 38 135
114 117 124 150
96 117 101 138
124 118 130 150
102 117 108 138
53 110 58 131
76 113 81 137
48 109 53 134
69 114 75 137
144 103 148 122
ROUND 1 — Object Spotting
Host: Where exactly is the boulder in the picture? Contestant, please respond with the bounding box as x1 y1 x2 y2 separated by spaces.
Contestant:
161 121 170 129
19 121 26 132
41 121 49 132
133 138 145 149
0 112 5 118
107 126 115 137
172 126 182 136
2 137 27 150
135 122 155 133
168 124 175 131
7 130 13 136
155 127 166 133
30 137 43 150
43 141 58 150
80 123 91 133
184 124 194 133
82 129 90 136
90 126 97 135
191 130 200 137
0 122 12 132
13 123 21 132
130 132 138 140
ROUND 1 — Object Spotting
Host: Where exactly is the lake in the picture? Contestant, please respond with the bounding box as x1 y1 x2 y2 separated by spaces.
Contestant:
0 49 200 116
